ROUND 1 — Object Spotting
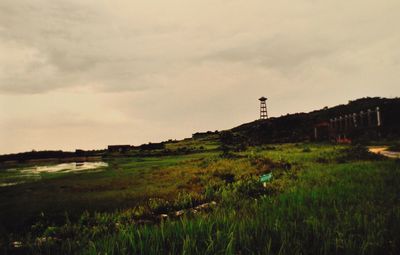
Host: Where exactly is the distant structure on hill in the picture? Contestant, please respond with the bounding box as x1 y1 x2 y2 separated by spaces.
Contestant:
233 97 400 145
259 97 268 120
322 107 382 143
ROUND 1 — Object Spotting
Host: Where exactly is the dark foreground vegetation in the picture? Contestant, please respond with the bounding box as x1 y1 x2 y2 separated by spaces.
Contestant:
1 140 400 254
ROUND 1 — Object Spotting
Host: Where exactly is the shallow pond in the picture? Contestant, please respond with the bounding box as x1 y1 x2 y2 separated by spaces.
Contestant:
0 161 108 187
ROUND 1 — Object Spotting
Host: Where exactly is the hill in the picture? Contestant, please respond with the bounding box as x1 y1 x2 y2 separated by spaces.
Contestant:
230 97 400 144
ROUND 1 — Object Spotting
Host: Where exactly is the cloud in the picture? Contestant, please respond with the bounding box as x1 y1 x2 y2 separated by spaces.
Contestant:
2 0 400 94
0 0 400 153
0 0 187 94
202 35 338 73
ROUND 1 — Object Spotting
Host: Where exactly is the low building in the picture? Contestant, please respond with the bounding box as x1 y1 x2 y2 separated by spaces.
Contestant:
313 122 330 141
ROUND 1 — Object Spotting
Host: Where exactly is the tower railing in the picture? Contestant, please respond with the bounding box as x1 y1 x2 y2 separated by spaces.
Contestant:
329 107 382 140
259 97 268 120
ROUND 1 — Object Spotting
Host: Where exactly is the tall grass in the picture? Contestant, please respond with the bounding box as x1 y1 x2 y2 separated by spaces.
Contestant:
4 144 400 254
27 160 400 254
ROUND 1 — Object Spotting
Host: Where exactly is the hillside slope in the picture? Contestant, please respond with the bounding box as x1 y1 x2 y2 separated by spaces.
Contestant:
231 97 400 144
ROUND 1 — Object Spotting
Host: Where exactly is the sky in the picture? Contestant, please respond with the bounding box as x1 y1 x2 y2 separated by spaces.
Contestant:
1 0 400 154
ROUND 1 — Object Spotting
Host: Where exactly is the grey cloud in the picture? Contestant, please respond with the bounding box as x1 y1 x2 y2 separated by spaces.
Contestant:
1 0 400 153
3 0 399 95
0 0 185 94
201 35 337 72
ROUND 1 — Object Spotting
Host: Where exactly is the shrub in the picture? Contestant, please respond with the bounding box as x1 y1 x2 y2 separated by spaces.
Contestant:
250 156 292 174
337 145 384 162
213 172 235 183
219 131 248 153
148 198 171 214
233 177 265 198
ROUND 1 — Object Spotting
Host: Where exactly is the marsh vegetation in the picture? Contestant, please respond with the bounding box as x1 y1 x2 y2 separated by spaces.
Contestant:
1 137 399 254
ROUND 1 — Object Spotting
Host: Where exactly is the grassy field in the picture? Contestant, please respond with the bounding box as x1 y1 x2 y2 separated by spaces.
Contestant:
1 139 400 254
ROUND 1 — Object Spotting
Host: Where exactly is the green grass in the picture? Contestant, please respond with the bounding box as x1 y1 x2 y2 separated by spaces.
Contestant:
83 162 400 255
0 152 220 233
164 136 220 151
1 142 400 254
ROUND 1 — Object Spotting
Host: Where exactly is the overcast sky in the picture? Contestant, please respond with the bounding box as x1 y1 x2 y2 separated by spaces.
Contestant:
1 0 400 154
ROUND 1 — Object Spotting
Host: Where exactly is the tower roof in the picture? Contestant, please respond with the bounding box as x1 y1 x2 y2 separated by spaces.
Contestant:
259 96 267 101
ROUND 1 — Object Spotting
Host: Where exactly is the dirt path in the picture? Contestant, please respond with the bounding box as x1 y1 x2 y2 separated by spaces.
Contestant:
368 146 400 159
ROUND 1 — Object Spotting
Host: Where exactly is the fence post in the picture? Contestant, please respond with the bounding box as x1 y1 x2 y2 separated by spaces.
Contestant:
353 113 357 128
367 109 372 127
376 107 381 126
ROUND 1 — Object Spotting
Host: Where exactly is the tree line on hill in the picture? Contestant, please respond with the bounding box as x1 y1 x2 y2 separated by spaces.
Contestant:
0 149 104 163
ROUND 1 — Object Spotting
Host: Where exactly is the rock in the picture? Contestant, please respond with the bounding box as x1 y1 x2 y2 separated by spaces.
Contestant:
175 210 185 217
194 201 217 211
35 237 50 246
190 209 198 214
11 241 22 248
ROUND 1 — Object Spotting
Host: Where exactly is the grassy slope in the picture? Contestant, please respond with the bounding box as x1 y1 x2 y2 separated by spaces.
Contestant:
1 142 400 254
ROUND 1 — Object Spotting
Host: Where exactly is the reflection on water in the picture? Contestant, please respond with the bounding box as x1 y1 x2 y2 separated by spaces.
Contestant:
0 161 108 187
20 162 108 174
0 182 22 187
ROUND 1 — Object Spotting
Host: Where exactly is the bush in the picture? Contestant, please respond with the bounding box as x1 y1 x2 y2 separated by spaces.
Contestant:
337 145 384 162
213 172 235 183
148 198 172 214
233 177 265 198
250 156 292 174
219 131 248 153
